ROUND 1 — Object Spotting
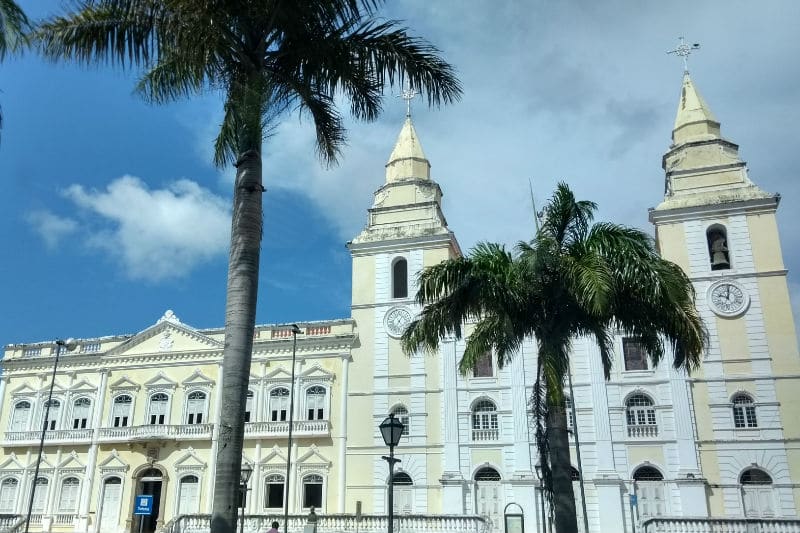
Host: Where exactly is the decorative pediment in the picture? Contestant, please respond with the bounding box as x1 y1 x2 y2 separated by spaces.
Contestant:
28 454 55 470
175 447 207 472
105 310 223 357
109 375 141 392
181 370 215 389
99 450 129 473
144 372 178 390
57 451 85 470
296 444 331 471
10 382 38 397
69 379 97 394
264 367 292 382
260 445 288 466
0 454 25 472
299 364 335 383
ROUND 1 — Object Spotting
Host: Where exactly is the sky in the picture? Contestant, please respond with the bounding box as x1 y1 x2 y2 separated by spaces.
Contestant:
2 1 799 346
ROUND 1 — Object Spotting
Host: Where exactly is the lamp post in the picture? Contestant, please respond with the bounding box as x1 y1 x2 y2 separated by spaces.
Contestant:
239 464 253 533
25 338 77 533
379 413 404 533
284 324 302 533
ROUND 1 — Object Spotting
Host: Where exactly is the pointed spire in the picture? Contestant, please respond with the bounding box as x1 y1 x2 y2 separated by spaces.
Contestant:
672 73 721 145
385 117 431 182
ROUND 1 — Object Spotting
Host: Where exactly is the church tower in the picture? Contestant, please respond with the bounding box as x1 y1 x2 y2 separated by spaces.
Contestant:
649 72 800 518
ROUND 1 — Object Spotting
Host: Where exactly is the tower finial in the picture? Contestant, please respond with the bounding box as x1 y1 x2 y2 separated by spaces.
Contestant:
667 36 700 73
397 78 419 118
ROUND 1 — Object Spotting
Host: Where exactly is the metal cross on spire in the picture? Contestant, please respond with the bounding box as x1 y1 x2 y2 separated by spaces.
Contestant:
667 36 701 73
397 79 419 118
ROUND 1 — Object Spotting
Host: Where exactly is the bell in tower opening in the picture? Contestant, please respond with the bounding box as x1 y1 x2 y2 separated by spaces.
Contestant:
707 226 730 270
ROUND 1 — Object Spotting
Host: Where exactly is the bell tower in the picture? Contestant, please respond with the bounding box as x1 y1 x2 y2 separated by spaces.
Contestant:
649 70 800 518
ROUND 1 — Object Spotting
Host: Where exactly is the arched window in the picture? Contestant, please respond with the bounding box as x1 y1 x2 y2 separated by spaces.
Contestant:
31 477 49 512
391 472 413 514
265 474 285 509
302 474 323 509
112 395 132 427
740 469 775 518
306 386 326 421
626 394 657 437
269 388 290 422
43 399 61 431
707 225 730 270
58 477 80 512
0 478 19 513
10 401 31 432
732 394 758 428
474 467 501 525
392 258 408 299
148 393 169 425
472 400 499 441
633 466 665 519
244 390 254 423
178 475 200 514
72 398 92 429
185 391 207 425
98 477 122 531
391 405 410 437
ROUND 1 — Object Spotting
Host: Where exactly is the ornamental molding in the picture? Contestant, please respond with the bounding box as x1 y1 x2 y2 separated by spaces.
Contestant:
260 445 288 466
104 313 223 358
144 372 178 390
56 451 85 470
296 444 331 471
299 364 335 383
98 450 129 473
109 375 141 392
181 370 215 389
68 379 98 393
0 454 24 472
264 367 292 382
10 382 37 397
174 447 207 472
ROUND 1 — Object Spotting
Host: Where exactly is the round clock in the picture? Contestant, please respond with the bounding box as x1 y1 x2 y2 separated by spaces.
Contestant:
707 281 749 317
385 307 412 338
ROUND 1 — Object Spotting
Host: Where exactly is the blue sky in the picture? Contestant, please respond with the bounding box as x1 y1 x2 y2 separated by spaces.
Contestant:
2 1 800 345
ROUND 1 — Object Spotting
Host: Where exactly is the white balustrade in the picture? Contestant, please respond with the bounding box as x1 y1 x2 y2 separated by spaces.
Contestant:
98 423 213 442
642 517 800 533
627 424 658 438
471 429 499 441
3 428 93 444
244 420 330 438
53 513 77 525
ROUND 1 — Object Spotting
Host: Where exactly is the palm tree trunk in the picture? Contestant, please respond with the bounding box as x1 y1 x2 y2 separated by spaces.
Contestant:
547 393 579 533
211 145 263 533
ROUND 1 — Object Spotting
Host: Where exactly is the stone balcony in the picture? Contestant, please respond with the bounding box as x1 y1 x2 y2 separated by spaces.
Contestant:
1 428 93 446
642 517 800 533
98 423 214 442
244 420 331 439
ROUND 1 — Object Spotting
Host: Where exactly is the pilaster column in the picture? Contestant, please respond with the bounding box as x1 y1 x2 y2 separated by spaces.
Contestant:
587 342 616 473
337 354 350 512
206 361 224 512
0 377 8 421
510 349 533 475
76 370 109 532
594 477 628 533
252 442 262 514
439 338 463 513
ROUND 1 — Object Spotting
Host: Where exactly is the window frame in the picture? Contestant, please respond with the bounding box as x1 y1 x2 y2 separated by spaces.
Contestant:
72 397 93 430
147 392 170 425
110 394 134 428
41 398 62 431
268 387 291 422
301 473 324 510
625 394 658 437
10 400 32 432
471 399 499 441
304 386 327 421
732 393 758 429
184 390 209 425
264 473 286 510
0 477 19 513
391 257 409 299
57 476 81 512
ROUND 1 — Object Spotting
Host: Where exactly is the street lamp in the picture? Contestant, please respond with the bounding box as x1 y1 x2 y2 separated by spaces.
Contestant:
239 464 253 533
25 338 77 533
284 324 303 533
379 413 404 533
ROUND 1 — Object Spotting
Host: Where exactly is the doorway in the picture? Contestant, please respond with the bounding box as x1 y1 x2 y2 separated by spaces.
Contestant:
136 468 163 533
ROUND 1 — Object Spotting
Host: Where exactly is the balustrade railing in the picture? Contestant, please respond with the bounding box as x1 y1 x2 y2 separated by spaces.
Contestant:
161 513 488 533
471 428 499 441
627 424 658 438
3 428 93 444
53 513 77 525
244 420 330 438
0 515 23 533
642 517 800 533
98 423 213 441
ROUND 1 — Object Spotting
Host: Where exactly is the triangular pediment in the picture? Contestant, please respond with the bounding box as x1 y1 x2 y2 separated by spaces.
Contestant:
0 454 24 471
296 444 331 467
29 454 55 470
175 447 207 471
109 375 141 392
300 364 335 382
144 372 178 390
57 451 85 470
10 382 38 396
105 311 222 357
69 379 97 393
261 445 288 465
99 450 129 472
264 367 292 381
181 370 215 388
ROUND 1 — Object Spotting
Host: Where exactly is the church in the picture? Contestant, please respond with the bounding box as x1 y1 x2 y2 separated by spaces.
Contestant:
0 67 798 533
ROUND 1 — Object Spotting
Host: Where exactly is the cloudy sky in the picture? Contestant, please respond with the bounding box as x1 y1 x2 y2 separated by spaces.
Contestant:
2 0 799 345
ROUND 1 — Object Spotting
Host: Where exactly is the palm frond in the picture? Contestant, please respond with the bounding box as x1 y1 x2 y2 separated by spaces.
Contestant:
0 0 30 59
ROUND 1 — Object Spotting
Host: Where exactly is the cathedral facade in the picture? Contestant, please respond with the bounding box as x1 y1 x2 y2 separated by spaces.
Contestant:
0 72 798 533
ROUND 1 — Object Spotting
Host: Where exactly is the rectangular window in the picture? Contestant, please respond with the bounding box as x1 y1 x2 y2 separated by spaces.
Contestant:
114 416 129 427
303 482 323 508
623 338 649 371
265 482 284 509
473 352 494 378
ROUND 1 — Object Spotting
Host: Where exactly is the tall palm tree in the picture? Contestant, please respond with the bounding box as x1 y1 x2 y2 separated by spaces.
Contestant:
402 182 706 533
36 1 460 530
0 0 30 143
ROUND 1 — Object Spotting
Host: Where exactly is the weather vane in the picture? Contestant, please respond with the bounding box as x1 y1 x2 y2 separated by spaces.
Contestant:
397 79 419 118
667 36 700 73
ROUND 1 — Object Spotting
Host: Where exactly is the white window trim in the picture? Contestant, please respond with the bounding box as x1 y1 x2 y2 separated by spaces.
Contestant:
267 386 291 423
39 397 64 431
109 394 135 428
298 472 326 512
303 385 329 421
175 473 202 515
263 472 287 510
9 399 33 432
183 389 210 425
147 392 171 425
70 396 93 430
57 476 82 513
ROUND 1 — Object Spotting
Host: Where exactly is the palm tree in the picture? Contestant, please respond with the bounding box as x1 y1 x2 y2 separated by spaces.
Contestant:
402 182 706 533
35 1 460 530
0 0 31 143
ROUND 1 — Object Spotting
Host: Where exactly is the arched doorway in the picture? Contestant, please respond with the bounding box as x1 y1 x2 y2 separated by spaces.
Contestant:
474 467 502 531
633 466 665 521
741 468 775 517
390 472 413 515
131 467 165 533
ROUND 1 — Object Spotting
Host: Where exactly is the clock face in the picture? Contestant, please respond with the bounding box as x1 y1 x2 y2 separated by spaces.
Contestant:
708 282 748 317
385 307 412 338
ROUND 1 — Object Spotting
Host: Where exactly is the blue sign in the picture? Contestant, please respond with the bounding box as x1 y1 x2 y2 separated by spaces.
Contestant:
134 495 154 515
629 494 638 506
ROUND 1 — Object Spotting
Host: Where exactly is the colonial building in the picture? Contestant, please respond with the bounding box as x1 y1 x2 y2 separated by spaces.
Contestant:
1 70 798 533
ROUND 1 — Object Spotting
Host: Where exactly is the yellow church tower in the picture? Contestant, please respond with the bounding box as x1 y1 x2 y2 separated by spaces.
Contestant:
649 69 800 518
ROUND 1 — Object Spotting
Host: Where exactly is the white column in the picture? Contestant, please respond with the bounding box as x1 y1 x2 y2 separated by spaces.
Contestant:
0 377 8 421
337 354 350 512
206 362 224 512
43 449 63 531
440 338 464 513
587 343 615 473
252 442 262 513
287 442 298 513
76 370 109 532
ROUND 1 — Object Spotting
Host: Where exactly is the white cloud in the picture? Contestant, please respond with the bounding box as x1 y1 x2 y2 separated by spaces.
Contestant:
63 176 231 281
26 210 78 249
